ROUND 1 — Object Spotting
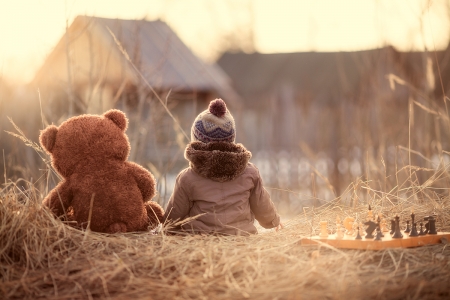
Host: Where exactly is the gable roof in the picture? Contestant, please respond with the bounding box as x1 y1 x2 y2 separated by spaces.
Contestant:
217 47 446 106
33 16 239 102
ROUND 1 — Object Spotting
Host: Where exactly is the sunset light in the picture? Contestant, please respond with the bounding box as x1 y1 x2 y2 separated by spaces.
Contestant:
2 1 450 299
0 0 448 83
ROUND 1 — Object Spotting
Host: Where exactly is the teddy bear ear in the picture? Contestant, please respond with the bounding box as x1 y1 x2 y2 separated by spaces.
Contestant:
39 125 58 154
104 109 128 131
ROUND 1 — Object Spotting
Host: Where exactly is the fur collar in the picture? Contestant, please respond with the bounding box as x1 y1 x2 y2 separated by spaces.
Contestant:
185 142 252 182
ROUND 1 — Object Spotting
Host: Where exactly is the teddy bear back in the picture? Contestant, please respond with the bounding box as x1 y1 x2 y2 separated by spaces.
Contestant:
40 110 131 178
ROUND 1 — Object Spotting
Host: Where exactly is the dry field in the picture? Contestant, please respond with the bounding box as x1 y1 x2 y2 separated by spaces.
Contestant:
1 164 450 300
2 65 450 298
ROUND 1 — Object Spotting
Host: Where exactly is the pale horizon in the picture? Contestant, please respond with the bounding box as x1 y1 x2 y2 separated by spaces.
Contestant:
0 0 449 84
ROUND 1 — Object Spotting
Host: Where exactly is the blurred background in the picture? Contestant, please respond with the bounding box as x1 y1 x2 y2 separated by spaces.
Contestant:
1 0 450 216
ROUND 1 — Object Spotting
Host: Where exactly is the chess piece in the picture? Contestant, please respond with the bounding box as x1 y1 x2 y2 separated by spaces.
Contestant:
364 220 377 239
390 219 396 235
352 222 360 236
355 226 362 240
374 227 383 240
380 217 389 232
409 222 419 237
319 221 329 238
424 215 437 235
392 215 403 239
336 223 344 239
418 222 426 236
404 220 411 233
423 219 429 234
336 215 342 236
376 215 384 237
343 217 355 235
411 209 415 227
367 205 373 221
336 227 345 240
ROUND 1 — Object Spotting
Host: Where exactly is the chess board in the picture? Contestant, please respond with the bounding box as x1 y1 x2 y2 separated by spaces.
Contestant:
300 232 450 250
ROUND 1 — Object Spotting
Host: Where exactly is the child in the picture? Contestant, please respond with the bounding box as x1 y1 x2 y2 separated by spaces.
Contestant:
164 99 282 235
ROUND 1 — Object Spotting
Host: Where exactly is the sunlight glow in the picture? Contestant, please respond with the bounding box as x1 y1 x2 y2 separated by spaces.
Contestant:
0 0 448 83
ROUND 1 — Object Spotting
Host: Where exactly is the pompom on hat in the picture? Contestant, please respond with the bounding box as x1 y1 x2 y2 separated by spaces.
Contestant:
191 98 236 143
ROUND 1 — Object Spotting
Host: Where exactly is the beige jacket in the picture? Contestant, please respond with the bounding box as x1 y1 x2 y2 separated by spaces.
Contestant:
164 142 280 235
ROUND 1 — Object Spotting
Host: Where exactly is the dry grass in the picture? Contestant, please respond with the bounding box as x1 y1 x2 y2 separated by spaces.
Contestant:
1 164 450 300
2 65 450 298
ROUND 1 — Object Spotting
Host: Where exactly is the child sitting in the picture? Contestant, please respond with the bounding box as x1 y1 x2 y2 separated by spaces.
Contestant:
164 99 282 235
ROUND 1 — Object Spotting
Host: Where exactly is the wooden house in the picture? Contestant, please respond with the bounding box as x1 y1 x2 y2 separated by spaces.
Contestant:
33 16 240 166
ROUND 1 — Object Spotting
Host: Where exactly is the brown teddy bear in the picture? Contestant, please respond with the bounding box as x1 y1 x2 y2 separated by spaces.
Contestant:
39 109 164 233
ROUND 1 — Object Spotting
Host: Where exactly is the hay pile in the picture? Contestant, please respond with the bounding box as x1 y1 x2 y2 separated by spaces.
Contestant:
1 176 450 300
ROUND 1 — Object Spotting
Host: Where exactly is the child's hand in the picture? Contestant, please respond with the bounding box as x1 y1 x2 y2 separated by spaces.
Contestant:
276 222 284 232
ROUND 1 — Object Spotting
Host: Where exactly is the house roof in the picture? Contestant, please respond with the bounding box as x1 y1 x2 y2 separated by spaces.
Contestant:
33 16 239 103
217 47 447 106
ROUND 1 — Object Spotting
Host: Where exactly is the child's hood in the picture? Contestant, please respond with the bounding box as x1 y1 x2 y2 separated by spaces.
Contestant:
184 141 252 182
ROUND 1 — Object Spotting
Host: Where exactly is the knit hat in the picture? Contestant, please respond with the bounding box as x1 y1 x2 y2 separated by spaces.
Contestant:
191 98 236 143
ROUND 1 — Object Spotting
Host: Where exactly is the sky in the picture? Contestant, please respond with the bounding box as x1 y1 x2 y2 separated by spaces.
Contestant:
0 0 449 84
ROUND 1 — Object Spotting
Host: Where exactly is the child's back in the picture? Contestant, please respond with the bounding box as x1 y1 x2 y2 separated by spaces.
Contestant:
164 99 281 235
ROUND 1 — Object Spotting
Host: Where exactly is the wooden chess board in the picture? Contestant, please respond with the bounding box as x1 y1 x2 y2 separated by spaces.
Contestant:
300 232 450 250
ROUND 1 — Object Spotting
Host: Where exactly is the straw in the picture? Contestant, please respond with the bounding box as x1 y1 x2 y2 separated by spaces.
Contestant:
1 169 450 300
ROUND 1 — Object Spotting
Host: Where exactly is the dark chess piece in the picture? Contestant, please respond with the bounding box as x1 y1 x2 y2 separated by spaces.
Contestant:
418 222 426 235
411 211 415 227
392 215 403 239
376 215 384 237
390 219 396 235
364 220 377 239
355 226 362 240
423 219 429 234
368 205 373 220
374 227 383 241
409 222 419 237
404 220 411 233
424 215 437 235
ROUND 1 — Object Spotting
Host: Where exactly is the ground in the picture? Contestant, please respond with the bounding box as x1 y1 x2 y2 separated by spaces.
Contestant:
1 180 450 299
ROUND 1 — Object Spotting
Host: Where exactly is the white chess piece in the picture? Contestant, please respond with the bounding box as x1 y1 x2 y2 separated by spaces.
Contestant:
336 215 342 237
336 227 345 239
319 221 329 238
380 216 389 232
352 221 360 236
343 217 355 235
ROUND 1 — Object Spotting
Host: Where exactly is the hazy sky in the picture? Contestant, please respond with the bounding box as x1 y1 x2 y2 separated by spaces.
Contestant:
0 0 449 83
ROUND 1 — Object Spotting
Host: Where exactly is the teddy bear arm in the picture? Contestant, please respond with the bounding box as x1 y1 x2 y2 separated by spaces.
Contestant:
126 162 156 201
43 181 72 217
145 201 164 227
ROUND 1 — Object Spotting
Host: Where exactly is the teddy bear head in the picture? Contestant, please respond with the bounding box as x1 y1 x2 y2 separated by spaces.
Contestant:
39 109 130 177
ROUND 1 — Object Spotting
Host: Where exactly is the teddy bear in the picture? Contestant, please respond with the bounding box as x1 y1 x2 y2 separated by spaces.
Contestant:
39 109 164 233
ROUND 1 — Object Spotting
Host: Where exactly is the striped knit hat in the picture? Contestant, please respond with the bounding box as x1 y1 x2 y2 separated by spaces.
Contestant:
191 99 236 143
